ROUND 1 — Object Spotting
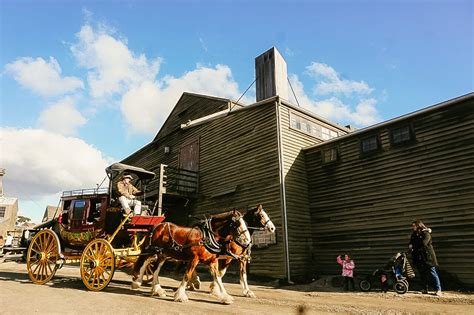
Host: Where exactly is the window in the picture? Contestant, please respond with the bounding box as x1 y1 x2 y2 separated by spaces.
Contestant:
391 125 412 144
72 200 86 220
289 112 338 140
322 147 339 163
361 135 379 153
0 206 5 217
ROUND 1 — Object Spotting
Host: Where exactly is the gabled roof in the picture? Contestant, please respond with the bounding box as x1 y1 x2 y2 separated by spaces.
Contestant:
153 92 244 141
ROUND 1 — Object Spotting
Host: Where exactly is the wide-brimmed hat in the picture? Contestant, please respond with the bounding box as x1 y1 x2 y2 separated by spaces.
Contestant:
122 174 133 180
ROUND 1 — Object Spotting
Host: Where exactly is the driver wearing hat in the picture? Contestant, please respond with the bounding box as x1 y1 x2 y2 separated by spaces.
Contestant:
117 174 141 216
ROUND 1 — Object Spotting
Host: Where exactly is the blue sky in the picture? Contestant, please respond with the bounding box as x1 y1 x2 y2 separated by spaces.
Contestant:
1 0 473 223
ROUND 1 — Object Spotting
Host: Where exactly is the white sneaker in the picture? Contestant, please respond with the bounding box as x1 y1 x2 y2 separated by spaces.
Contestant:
435 290 442 296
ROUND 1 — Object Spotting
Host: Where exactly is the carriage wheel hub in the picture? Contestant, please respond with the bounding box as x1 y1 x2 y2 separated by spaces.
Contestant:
89 260 100 269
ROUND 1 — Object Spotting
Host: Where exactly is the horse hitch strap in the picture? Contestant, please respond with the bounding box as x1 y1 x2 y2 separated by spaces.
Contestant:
197 218 223 254
165 223 202 252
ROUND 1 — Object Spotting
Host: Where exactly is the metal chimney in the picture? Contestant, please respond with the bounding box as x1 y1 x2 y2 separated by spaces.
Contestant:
255 47 289 102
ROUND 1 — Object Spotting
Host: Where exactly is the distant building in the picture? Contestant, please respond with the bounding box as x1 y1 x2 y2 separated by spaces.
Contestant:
0 169 19 238
42 205 59 222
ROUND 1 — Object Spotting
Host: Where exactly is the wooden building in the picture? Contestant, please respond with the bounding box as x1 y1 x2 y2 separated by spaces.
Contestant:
305 93 474 286
122 48 349 280
0 169 19 239
122 47 474 286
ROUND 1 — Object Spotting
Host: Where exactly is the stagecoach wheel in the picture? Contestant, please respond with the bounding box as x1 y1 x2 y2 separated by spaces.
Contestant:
26 229 60 284
80 239 115 291
142 260 156 284
359 279 372 292
394 280 408 294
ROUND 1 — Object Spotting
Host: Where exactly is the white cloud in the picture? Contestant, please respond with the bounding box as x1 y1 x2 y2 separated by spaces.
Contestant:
70 23 252 135
71 24 161 99
0 128 112 199
306 62 373 96
289 74 381 126
38 97 87 136
4 57 84 97
121 64 250 134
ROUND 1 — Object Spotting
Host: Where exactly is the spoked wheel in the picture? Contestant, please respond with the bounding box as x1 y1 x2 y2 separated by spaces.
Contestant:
142 260 156 284
359 279 372 292
80 239 115 291
26 229 60 284
394 280 408 294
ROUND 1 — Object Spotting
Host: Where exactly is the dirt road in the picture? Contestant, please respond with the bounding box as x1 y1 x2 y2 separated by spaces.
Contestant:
0 261 472 314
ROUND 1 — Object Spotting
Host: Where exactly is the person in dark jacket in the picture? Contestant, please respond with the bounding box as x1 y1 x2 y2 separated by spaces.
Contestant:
408 220 442 296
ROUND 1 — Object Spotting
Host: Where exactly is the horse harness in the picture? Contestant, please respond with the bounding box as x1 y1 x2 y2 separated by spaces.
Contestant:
155 219 251 261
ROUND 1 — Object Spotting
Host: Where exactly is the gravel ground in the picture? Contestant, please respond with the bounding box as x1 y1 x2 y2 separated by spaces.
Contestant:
0 261 473 314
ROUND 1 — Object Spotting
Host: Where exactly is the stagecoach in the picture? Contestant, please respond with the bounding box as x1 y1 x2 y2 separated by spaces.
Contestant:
26 163 165 291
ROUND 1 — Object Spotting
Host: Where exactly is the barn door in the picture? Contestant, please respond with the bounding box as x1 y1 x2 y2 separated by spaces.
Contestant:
178 139 199 172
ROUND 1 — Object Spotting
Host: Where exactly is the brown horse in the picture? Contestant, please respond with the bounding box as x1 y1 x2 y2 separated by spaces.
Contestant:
135 205 276 298
132 209 251 304
198 204 275 298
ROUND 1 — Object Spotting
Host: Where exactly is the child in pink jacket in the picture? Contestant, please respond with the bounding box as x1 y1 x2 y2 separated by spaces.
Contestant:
337 254 355 291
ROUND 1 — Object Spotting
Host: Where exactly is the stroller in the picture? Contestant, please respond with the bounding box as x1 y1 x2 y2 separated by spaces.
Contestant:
359 251 415 294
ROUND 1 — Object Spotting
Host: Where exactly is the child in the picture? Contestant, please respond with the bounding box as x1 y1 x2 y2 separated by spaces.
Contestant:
337 254 355 291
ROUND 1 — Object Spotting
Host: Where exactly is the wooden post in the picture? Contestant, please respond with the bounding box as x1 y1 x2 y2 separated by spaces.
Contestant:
158 164 167 216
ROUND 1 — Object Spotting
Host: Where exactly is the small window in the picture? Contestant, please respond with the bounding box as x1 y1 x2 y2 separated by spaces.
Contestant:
361 135 379 153
322 147 339 163
289 111 338 140
72 200 86 220
391 125 412 144
0 206 5 217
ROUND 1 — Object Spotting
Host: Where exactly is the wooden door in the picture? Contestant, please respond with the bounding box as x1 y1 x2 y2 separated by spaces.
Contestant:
178 139 199 171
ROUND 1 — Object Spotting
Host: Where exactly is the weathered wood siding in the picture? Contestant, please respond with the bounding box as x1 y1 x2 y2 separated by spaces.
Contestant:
278 100 348 279
154 93 232 140
304 96 474 286
193 101 284 277
124 96 285 278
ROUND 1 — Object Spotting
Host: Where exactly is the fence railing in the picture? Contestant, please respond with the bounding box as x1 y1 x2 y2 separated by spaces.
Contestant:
62 187 109 197
164 166 199 194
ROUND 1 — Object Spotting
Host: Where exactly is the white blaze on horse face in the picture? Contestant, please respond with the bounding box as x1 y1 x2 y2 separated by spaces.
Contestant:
260 208 276 233
237 217 252 246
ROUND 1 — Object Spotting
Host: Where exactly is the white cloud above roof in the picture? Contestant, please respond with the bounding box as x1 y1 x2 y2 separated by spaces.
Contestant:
121 64 250 134
4 57 84 97
71 24 161 99
38 96 87 136
289 73 381 126
306 62 373 96
71 23 251 135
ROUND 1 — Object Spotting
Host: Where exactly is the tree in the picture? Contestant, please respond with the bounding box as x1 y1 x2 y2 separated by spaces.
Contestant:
16 215 31 226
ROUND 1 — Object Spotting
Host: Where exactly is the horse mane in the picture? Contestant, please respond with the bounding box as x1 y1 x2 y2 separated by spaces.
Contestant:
210 210 240 220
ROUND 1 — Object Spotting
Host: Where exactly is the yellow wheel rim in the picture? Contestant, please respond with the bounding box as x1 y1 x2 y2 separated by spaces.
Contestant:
80 239 115 291
143 261 155 284
26 229 59 284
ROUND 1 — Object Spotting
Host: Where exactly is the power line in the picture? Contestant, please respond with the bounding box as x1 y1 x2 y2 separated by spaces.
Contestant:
236 76 258 105
288 77 300 107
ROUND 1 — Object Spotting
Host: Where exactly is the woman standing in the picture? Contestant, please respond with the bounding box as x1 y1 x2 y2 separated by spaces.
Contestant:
409 220 442 296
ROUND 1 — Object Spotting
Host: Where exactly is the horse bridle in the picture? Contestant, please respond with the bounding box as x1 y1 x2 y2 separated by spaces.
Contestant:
247 208 273 231
231 214 251 247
